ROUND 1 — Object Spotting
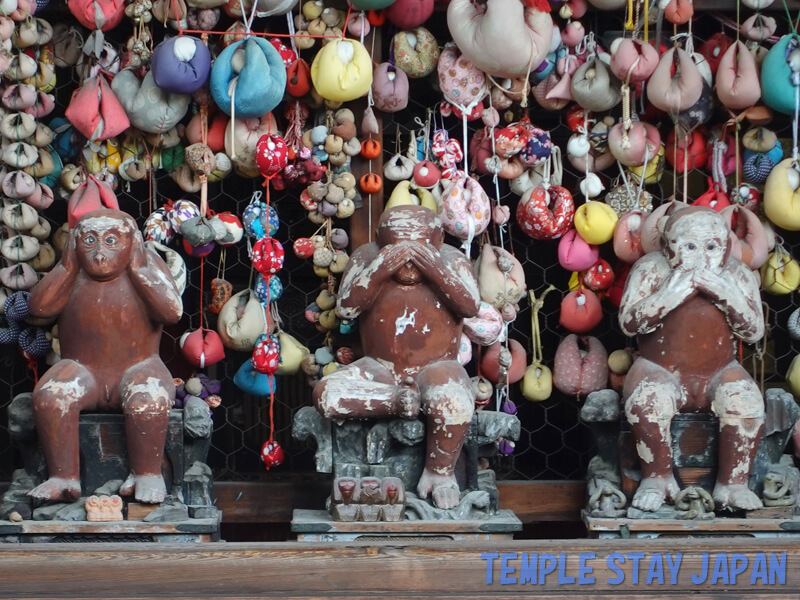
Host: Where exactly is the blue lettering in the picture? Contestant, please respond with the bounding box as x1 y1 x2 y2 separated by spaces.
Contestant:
627 553 645 584
710 554 729 585
646 553 664 585
607 553 625 585
665 553 682 585
500 553 517 585
729 554 748 585
539 554 557 585
691 553 709 584
482 553 498 584
751 553 767 585
519 553 538 585
769 553 786 585
558 553 575 584
578 553 596 584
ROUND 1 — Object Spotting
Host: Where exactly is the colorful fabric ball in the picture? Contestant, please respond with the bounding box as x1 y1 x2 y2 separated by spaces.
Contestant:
143 208 175 244
269 38 297 69
251 333 281 375
743 154 775 184
256 274 283 304
255 134 289 178
243 200 279 239
166 199 201 231
251 237 285 276
261 440 284 470
519 126 552 167
19 326 50 357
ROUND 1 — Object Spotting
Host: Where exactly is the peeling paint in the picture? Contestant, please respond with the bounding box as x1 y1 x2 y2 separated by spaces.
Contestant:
77 216 133 234
395 308 417 335
124 377 170 413
636 440 654 464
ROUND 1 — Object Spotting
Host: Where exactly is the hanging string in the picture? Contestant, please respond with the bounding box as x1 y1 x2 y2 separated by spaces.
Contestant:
783 0 800 35
487 93 507 250
199 255 207 330
529 286 556 366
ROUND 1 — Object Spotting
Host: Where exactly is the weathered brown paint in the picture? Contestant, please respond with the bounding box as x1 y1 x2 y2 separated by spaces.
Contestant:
619 206 765 512
313 206 481 510
27 209 182 504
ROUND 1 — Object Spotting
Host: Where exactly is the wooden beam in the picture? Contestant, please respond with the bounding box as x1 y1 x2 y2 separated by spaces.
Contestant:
0 479 586 524
498 480 585 522
208 479 586 524
211 479 329 523
0 538 798 598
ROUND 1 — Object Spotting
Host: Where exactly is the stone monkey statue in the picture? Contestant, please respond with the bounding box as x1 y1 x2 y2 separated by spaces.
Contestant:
313 205 481 509
619 206 765 512
27 209 182 504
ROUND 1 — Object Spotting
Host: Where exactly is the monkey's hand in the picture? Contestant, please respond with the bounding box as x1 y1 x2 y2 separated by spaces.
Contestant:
60 232 79 275
407 243 445 279
693 270 728 303
126 231 183 324
127 231 149 274
377 242 413 275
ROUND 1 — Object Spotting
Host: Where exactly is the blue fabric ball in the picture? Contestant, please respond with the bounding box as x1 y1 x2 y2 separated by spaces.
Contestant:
210 37 286 119
152 36 212 95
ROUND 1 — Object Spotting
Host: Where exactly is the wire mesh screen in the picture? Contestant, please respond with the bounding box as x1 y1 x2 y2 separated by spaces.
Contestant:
0 7 797 488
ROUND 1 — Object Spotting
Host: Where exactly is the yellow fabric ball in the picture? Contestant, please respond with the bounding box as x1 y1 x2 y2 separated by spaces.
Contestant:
760 250 800 295
765 158 800 231
787 354 800 398
629 144 664 184
574 200 618 245
311 39 373 102
276 332 310 376
521 363 553 402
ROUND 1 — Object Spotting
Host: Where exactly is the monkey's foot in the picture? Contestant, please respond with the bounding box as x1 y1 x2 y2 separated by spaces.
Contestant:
713 483 763 511
120 474 167 504
397 378 420 419
632 476 680 512
28 477 81 503
417 469 460 510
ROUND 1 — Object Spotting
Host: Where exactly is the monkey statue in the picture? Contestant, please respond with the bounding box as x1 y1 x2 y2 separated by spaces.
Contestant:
619 205 765 512
313 205 481 510
27 209 183 504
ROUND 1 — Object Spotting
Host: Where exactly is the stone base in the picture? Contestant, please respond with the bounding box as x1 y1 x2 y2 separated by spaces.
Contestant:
584 511 800 539
0 512 222 543
292 508 521 542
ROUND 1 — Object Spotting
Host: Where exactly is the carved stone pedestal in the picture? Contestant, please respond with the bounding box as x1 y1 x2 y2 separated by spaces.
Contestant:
582 388 800 536
1 400 220 542
292 508 521 542
584 513 800 539
0 514 222 543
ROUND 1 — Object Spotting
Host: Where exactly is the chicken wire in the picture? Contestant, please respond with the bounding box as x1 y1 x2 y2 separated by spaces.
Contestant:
0 7 797 487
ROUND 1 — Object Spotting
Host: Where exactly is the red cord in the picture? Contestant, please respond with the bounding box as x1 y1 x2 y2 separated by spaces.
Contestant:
200 256 205 330
176 28 348 40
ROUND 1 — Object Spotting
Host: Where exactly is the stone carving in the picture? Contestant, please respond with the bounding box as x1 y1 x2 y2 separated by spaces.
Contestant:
675 487 715 520
331 476 406 522
619 206 765 512
312 205 481 510
27 209 183 504
85 495 123 521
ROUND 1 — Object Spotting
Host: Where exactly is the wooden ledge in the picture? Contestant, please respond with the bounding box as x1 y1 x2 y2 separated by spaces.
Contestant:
0 538 799 598
210 479 586 524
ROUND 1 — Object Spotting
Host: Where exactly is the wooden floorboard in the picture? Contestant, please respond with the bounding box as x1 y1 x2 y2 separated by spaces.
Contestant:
0 538 797 598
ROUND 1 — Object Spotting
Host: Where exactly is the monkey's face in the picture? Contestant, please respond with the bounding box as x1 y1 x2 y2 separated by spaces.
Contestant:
664 211 729 273
75 220 134 281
